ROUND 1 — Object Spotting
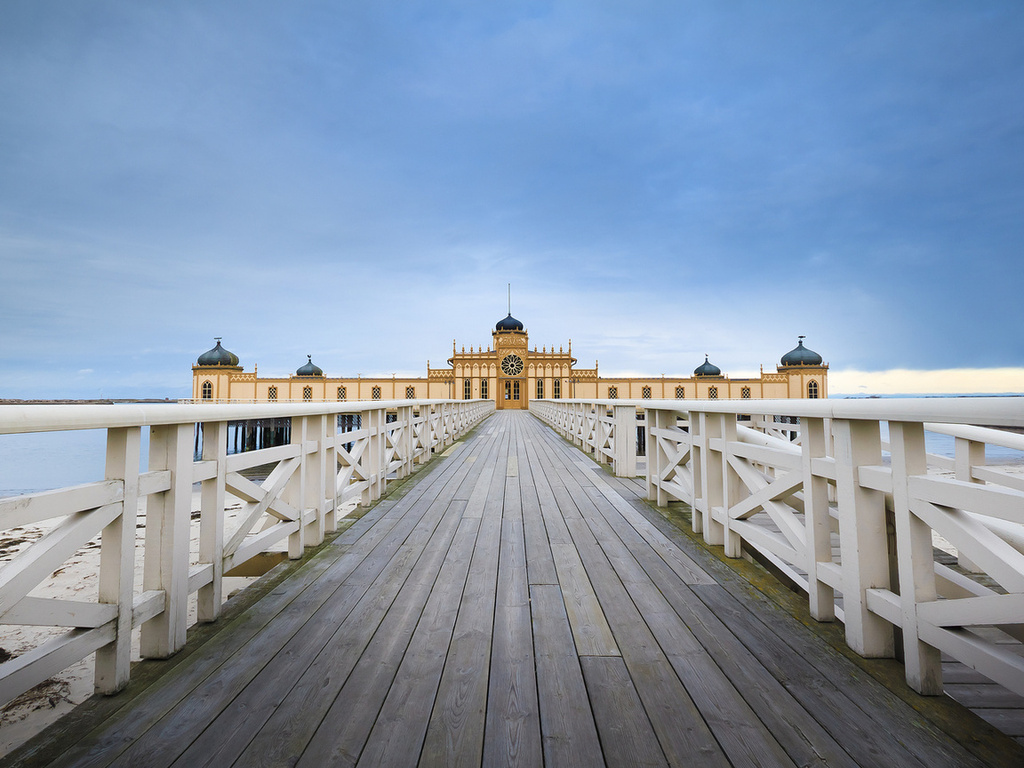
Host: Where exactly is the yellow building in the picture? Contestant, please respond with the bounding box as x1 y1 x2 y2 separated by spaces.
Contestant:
192 315 828 405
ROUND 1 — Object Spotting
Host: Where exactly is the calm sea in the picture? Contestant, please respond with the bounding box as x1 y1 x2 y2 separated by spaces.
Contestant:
1 395 1021 496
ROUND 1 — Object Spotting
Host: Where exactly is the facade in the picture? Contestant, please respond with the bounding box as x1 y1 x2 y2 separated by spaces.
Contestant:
192 317 828 406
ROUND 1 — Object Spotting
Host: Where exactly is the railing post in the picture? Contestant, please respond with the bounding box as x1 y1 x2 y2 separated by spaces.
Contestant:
363 407 385 505
198 420 226 623
284 415 307 559
801 417 835 622
721 414 742 558
141 422 194 659
833 418 893 658
612 405 633 476
309 414 327 546
697 412 725 546
325 414 338 533
890 421 942 694
646 408 668 506
954 436 986 573
96 426 141 693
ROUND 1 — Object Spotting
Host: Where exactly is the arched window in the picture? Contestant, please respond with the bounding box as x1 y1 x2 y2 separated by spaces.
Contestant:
303 386 312 401
464 379 472 400
708 386 718 400
201 381 212 400
642 386 652 399
406 386 416 399
337 386 346 400
553 380 561 399
608 386 618 399
741 387 751 399
675 386 685 399
372 386 381 400
536 379 544 399
808 380 819 399
481 379 488 399
268 386 278 401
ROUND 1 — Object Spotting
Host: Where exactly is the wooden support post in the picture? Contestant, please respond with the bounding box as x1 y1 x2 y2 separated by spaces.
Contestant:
699 412 725 546
612 405 637 478
284 416 307 559
890 421 943 694
398 405 414 479
308 414 327 546
721 414 742 558
198 420 226 623
325 414 338 532
96 426 141 693
833 418 893 658
141 422 194 659
646 409 666 506
691 412 705 535
363 408 385 506
954 436 986 573
801 417 835 621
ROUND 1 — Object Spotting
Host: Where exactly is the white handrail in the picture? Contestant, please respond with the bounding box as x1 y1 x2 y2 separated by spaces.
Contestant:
531 396 1024 700
0 398 494 706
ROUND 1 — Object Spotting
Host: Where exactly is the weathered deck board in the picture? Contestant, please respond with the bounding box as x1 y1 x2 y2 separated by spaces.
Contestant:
11 411 1024 768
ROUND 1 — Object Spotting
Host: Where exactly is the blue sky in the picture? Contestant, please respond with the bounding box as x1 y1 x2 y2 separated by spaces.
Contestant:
2 1 1023 397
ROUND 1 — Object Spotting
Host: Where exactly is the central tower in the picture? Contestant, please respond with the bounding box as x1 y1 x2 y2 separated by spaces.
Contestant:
493 313 528 410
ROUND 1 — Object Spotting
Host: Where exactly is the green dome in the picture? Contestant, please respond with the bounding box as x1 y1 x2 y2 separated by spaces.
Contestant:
197 338 239 367
781 337 823 366
296 355 324 376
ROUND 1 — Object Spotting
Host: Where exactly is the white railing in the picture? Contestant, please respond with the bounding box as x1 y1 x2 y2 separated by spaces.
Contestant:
532 397 1024 698
530 399 643 477
0 398 493 706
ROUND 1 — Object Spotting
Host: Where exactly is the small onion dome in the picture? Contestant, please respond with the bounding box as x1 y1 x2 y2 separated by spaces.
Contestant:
781 336 823 366
296 355 324 376
196 338 239 366
694 355 721 377
495 313 524 331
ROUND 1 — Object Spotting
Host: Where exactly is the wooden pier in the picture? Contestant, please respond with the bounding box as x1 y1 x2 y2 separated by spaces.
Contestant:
8 411 1023 767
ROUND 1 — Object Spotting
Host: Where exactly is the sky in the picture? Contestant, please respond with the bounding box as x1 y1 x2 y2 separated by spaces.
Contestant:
1 1 1023 399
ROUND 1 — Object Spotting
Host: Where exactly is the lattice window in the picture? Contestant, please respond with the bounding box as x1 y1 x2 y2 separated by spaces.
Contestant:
642 386 652 399
464 379 472 400
481 379 488 399
337 386 346 400
268 386 278 401
201 381 212 400
372 386 381 400
553 380 561 399
608 386 618 399
741 387 751 399
303 386 312 401
536 379 544 399
406 386 416 399
708 386 718 399
675 386 685 399
808 381 819 399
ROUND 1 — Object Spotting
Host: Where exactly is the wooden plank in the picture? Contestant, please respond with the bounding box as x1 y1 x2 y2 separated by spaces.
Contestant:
579 656 668 768
530 584 604 768
483 517 542 768
419 431 506 766
195 497 475 768
347 518 480 767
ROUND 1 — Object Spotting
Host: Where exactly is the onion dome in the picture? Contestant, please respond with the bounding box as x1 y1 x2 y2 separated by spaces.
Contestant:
495 313 524 331
295 355 324 376
196 338 239 366
694 355 721 377
781 336 823 366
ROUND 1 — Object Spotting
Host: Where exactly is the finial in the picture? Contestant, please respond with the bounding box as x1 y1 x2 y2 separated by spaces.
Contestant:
508 283 511 314
798 335 806 344
307 355 312 362
214 336 222 343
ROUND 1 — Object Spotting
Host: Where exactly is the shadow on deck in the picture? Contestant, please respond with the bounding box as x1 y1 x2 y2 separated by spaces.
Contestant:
6 411 1023 767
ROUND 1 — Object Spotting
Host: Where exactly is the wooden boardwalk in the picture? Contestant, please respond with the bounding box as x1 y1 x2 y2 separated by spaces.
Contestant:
8 411 1023 767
